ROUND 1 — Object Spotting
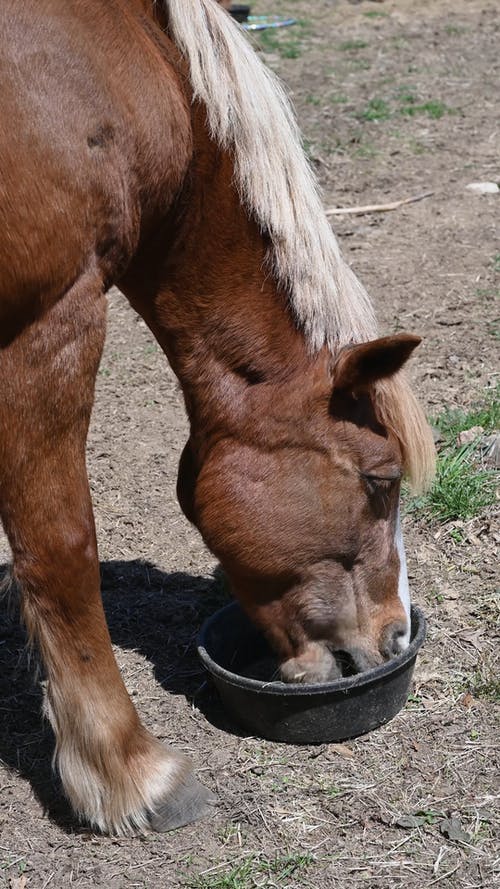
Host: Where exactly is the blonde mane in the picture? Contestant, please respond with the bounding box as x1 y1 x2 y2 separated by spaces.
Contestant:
375 375 436 493
166 0 435 491
166 0 376 351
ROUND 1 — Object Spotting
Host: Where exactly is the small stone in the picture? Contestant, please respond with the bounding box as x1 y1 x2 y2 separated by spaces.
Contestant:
456 425 484 446
465 181 499 194
330 743 354 758
396 814 426 828
459 692 474 708
482 432 500 468
9 879 27 889
440 816 471 843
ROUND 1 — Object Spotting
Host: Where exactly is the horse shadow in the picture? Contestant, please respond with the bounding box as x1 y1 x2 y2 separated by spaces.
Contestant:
0 558 240 832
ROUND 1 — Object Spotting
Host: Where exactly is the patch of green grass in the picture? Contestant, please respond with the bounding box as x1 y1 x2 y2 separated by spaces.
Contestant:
472 676 500 703
338 39 368 51
348 58 372 71
280 42 302 59
218 822 243 846
306 94 321 106
325 785 343 798
1 858 28 874
493 253 500 273
449 527 465 544
416 809 442 825
422 444 496 522
486 318 500 339
363 9 388 17
407 389 499 523
258 18 311 59
328 92 348 104
391 86 456 119
399 99 454 119
359 97 391 121
353 88 456 127
433 386 499 447
186 852 315 889
395 86 418 103
258 29 301 59
273 38 301 58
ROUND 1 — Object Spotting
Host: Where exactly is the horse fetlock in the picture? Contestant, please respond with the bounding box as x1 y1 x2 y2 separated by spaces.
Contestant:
44 685 205 834
56 725 195 835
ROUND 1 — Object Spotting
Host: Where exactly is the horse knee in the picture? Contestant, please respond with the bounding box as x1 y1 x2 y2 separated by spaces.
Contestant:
13 519 98 611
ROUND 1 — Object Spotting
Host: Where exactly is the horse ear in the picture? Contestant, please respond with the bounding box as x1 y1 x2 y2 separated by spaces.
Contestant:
332 333 421 393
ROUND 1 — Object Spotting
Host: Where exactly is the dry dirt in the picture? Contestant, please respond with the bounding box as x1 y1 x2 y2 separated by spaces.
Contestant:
0 0 498 887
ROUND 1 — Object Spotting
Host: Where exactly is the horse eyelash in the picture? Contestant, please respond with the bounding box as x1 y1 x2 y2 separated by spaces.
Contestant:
361 473 401 489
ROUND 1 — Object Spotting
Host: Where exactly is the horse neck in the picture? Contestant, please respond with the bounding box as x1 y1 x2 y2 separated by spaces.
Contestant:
124 115 331 459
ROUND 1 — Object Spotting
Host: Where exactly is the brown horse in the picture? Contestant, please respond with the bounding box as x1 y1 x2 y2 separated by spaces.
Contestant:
0 0 435 834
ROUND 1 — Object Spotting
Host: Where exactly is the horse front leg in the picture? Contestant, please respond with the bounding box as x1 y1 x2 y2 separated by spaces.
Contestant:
0 276 212 834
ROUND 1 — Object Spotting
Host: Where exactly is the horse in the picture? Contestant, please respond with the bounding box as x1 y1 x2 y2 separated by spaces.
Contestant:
0 0 435 835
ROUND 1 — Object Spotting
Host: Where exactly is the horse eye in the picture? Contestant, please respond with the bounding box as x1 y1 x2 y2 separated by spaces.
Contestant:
362 473 401 491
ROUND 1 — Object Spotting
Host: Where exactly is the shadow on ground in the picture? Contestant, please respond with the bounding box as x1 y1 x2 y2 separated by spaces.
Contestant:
0 559 235 832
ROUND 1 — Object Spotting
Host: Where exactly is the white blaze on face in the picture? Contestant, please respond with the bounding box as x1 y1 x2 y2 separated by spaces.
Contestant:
395 505 411 649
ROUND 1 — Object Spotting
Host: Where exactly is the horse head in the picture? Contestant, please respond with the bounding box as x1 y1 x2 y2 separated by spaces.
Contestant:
178 333 433 683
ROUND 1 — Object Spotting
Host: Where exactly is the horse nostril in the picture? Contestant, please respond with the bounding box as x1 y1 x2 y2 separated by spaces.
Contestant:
380 621 408 659
335 647 382 675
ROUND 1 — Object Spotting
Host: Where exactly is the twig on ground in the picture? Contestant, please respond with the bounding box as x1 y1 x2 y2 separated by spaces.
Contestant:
326 191 434 216
426 864 461 886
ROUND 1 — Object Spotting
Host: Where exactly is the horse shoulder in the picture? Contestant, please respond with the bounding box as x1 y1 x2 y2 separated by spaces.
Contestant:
0 0 192 326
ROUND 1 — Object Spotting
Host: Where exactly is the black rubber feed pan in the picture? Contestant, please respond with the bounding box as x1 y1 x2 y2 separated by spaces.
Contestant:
198 603 426 743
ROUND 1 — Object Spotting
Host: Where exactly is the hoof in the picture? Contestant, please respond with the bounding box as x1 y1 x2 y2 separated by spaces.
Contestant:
149 774 217 832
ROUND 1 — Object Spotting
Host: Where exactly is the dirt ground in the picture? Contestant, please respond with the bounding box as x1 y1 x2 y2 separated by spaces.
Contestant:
0 0 498 886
